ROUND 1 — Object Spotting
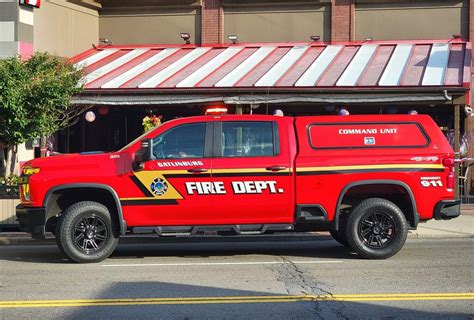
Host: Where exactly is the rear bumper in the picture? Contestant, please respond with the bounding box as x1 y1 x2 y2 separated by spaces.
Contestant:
16 205 46 239
434 199 461 220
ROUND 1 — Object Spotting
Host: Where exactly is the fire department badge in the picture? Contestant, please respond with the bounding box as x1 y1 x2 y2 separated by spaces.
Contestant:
150 178 168 196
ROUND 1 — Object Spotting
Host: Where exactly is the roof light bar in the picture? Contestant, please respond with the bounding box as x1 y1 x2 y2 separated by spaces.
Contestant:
205 107 228 115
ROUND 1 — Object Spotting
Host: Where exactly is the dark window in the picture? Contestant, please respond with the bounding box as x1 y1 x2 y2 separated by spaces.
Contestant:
220 122 275 157
308 122 429 149
153 123 206 159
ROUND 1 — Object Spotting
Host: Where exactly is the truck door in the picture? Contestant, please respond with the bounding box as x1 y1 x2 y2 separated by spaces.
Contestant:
209 119 293 224
124 121 214 226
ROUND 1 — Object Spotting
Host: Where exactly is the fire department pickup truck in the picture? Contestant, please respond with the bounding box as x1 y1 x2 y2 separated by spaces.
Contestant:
16 114 460 263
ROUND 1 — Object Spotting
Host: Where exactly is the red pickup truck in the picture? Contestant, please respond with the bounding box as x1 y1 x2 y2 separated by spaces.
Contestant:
16 114 460 263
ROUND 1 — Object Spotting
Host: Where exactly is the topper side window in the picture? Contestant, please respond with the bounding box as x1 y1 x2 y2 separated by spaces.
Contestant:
152 123 206 159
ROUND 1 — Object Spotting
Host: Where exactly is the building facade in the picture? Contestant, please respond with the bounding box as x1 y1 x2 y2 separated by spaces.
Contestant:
1 1 469 57
0 0 472 199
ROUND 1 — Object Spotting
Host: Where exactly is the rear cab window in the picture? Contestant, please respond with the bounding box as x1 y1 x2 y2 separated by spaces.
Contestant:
218 121 279 157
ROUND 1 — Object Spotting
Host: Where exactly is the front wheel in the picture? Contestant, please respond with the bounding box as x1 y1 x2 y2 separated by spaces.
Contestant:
346 198 408 259
56 201 119 263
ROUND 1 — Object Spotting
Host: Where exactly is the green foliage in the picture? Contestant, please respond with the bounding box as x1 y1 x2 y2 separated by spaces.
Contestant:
1 174 19 186
0 174 19 197
0 52 84 146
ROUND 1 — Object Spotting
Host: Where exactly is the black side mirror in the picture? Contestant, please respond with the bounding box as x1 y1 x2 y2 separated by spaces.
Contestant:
135 138 153 165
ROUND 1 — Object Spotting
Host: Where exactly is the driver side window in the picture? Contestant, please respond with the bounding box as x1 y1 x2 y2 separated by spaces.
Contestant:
153 123 206 159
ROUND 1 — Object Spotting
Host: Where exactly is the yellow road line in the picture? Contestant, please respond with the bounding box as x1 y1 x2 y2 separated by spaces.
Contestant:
1 293 473 309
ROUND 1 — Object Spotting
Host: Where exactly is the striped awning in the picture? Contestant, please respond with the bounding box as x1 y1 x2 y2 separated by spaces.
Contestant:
71 40 471 92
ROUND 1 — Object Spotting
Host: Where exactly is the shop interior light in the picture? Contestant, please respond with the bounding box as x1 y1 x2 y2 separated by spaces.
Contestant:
365 36 373 41
206 107 228 115
180 33 191 44
228 35 238 44
310 35 320 42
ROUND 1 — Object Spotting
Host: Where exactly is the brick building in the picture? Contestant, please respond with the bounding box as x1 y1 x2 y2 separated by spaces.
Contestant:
0 0 472 198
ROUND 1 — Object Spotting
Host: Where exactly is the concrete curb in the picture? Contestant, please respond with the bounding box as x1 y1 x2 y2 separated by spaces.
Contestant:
407 231 474 239
0 235 55 246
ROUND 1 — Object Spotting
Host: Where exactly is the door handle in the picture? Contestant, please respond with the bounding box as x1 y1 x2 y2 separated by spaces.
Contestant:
187 168 208 173
266 166 287 172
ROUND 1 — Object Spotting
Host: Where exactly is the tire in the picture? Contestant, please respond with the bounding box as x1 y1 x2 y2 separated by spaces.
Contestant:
345 198 408 259
56 201 119 263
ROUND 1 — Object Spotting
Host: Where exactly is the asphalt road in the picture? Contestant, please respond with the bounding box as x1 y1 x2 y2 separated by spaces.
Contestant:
0 237 472 319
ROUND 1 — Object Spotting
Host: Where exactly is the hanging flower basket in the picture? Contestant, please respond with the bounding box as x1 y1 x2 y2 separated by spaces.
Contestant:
142 115 162 132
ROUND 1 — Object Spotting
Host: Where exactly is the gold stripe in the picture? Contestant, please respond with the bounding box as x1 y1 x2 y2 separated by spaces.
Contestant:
142 168 291 175
212 168 290 174
297 164 444 172
157 170 190 174
1 293 472 309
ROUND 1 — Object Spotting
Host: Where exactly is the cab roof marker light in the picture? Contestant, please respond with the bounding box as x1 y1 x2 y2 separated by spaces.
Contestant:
205 107 228 115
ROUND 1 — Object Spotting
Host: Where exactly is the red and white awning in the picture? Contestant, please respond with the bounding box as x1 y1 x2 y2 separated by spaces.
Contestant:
71 40 471 92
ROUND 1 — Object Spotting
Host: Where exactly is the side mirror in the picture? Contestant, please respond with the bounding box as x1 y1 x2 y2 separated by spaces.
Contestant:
134 138 153 165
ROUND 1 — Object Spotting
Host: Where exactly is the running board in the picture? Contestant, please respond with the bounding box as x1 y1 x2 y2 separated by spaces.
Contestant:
131 224 294 236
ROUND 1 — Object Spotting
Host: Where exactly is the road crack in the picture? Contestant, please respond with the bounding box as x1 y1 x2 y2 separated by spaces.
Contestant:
271 257 349 320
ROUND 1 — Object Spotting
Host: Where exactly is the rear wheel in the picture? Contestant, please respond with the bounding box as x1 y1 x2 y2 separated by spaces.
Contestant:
346 198 408 259
56 201 119 263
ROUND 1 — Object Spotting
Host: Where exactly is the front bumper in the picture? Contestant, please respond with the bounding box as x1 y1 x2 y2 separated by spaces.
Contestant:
434 199 461 220
16 205 46 239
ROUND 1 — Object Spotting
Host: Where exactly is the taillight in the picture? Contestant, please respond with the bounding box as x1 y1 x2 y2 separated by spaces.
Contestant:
442 158 455 168
442 157 455 191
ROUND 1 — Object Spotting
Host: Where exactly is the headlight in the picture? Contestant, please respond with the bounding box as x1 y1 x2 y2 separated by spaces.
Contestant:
20 167 39 202
22 167 40 175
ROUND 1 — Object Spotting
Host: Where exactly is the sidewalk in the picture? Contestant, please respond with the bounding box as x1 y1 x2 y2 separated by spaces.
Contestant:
1 210 473 246
408 214 473 239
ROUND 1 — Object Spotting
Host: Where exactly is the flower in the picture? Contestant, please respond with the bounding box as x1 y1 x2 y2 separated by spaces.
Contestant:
142 115 162 132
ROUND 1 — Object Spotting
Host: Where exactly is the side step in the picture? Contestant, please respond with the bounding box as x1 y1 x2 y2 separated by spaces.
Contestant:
131 224 294 236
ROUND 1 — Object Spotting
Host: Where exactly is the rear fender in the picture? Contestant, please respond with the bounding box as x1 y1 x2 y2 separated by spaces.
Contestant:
335 180 419 230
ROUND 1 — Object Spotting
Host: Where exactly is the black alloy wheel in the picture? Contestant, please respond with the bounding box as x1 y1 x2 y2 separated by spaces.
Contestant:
358 211 395 249
73 214 108 253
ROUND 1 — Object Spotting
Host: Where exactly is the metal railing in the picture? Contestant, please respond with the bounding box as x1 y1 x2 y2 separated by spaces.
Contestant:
457 158 474 204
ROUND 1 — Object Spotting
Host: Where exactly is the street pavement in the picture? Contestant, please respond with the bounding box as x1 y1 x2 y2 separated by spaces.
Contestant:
0 238 473 319
0 209 472 319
